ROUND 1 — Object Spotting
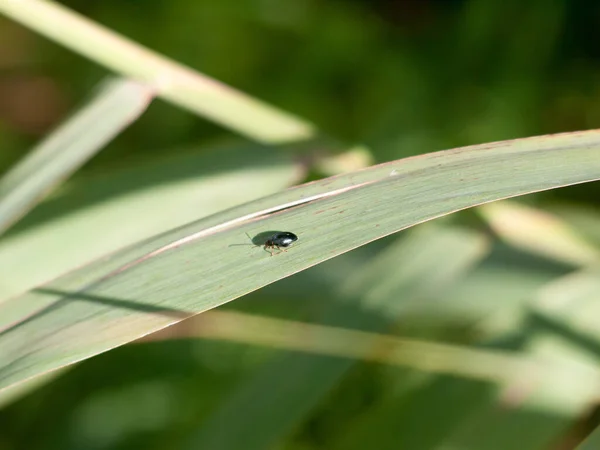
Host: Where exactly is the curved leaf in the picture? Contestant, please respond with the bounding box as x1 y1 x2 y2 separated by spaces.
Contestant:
0 130 599 392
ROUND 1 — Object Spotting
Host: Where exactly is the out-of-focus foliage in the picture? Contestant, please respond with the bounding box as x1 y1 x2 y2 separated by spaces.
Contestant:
3 0 600 175
1 0 600 449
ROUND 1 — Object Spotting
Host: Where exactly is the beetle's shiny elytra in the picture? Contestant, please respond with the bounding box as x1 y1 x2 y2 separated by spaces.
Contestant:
263 231 298 256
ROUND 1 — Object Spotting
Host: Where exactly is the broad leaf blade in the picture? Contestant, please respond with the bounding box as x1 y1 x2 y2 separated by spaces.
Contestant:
0 130 599 393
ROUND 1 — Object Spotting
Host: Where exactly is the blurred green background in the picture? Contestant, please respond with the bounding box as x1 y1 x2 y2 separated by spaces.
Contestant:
1 0 600 449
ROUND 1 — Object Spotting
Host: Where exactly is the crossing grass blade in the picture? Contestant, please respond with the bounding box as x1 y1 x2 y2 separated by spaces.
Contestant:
0 78 153 235
478 200 600 266
0 0 315 144
0 129 599 394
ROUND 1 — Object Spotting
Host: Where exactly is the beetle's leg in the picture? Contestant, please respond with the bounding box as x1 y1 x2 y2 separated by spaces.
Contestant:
272 245 287 256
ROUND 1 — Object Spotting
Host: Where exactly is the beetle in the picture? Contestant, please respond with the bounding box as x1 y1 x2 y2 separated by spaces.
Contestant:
262 231 298 256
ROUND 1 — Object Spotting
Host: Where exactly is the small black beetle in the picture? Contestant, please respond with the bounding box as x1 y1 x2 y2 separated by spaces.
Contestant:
263 231 298 256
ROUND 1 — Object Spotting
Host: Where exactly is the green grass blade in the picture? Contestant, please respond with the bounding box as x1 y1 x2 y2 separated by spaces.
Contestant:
0 78 152 235
161 308 599 390
0 130 599 393
0 0 315 144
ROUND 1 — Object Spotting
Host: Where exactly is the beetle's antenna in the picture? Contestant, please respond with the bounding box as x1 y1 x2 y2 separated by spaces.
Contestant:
245 232 260 247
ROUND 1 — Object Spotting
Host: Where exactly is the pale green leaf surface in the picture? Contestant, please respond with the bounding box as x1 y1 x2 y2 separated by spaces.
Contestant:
0 78 152 235
0 141 303 300
0 131 599 394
